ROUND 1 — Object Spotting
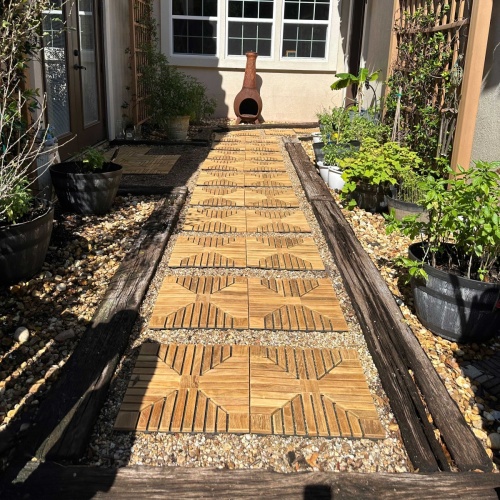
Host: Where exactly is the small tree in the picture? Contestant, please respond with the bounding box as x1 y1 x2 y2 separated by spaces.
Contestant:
0 0 56 223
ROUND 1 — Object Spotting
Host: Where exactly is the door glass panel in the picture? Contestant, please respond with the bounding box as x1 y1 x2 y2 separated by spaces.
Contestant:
43 1 71 136
79 0 99 126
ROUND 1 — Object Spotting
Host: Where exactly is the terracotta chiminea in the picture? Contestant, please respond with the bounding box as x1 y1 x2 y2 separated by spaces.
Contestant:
233 51 262 124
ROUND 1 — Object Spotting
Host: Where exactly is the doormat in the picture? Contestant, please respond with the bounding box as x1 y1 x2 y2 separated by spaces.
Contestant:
114 343 385 438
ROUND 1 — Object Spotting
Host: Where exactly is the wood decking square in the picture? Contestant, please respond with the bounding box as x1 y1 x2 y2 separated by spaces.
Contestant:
244 173 292 187
248 278 348 331
149 276 249 329
244 188 300 208
246 236 324 270
246 210 311 233
169 236 247 268
201 160 245 171
115 343 384 439
183 208 247 232
197 171 245 187
190 187 246 207
243 161 287 172
104 146 180 174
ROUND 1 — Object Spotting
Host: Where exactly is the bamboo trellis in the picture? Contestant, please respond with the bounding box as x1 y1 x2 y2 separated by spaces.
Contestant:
388 0 473 163
129 0 152 125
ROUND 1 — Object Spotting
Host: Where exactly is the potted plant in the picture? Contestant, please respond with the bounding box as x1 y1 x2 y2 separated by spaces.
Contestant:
50 148 123 215
142 50 216 140
338 139 421 212
386 163 429 222
0 0 57 286
386 162 500 343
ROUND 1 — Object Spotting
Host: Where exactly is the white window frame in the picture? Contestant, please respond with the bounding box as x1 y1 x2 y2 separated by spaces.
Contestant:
161 0 340 72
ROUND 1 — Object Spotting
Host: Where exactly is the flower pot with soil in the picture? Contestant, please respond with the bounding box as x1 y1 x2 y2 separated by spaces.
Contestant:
0 198 54 286
387 162 500 343
50 148 123 215
386 169 428 222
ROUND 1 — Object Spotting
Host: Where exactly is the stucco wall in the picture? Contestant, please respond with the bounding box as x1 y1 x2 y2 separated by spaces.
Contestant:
360 0 394 102
471 1 500 164
178 67 343 122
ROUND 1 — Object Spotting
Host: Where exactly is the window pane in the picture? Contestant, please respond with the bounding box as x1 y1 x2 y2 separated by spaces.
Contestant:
284 2 299 19
300 3 314 20
174 36 188 53
228 21 243 37
188 20 202 36
258 39 271 56
228 1 243 17
315 4 329 20
173 19 217 54
311 41 325 57
282 23 327 58
190 36 203 53
282 40 297 56
228 20 272 56
243 39 256 53
244 2 258 18
260 2 273 18
205 0 217 16
259 23 272 38
203 37 217 54
187 0 202 16
172 0 186 15
312 25 327 40
228 38 241 54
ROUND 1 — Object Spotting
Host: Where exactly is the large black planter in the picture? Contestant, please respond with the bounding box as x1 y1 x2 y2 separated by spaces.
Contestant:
0 203 54 286
349 181 392 213
50 162 123 215
386 195 428 222
409 242 500 343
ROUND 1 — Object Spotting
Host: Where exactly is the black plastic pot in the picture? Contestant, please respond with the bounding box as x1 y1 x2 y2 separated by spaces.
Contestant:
409 242 500 343
50 162 123 215
313 142 325 163
349 181 392 213
385 195 428 222
0 203 54 286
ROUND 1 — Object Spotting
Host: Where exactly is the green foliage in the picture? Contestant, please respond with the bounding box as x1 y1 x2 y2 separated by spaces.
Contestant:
0 178 31 224
385 1 462 173
386 161 500 281
80 148 106 172
317 107 389 145
323 142 359 167
339 139 422 206
331 68 380 112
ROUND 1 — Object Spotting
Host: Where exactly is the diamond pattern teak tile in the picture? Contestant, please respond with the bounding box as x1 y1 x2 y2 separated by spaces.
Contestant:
211 143 246 152
149 276 249 329
244 188 300 208
244 173 292 187
243 161 287 172
104 146 180 174
197 171 245 187
190 186 246 207
246 153 284 162
169 236 246 268
246 236 325 270
207 152 246 162
248 278 348 331
183 208 247 233
201 161 246 171
246 210 311 233
115 343 384 438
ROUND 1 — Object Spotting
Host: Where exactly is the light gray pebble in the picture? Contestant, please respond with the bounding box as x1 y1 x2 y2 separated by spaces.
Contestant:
14 327 30 343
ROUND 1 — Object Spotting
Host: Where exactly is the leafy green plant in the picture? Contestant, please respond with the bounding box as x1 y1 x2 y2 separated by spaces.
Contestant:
338 139 422 207
79 147 106 172
394 168 428 204
331 68 380 112
386 161 500 282
323 142 359 166
1 0 58 225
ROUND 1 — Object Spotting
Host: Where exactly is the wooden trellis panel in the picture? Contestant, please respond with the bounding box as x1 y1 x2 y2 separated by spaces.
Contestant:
129 0 152 125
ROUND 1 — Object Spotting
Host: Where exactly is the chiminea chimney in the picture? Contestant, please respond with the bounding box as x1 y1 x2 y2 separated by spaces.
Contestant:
233 52 262 124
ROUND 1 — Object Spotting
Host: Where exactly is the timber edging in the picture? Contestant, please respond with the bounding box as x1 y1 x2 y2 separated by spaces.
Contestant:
285 140 493 473
2 464 500 499
1 187 187 475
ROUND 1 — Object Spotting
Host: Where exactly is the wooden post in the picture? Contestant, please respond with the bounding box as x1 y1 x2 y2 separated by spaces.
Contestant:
382 0 400 119
450 0 493 171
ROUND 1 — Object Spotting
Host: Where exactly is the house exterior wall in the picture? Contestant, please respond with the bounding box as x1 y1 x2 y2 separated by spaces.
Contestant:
160 0 349 122
471 1 500 164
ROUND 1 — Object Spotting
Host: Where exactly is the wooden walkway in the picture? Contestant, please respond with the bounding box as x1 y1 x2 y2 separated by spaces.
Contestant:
115 130 384 437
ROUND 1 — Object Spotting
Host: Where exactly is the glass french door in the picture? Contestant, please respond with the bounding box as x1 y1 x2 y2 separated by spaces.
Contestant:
43 0 106 159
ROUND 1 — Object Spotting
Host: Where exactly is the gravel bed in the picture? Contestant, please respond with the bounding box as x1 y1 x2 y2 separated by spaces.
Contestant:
0 196 161 448
86 132 411 474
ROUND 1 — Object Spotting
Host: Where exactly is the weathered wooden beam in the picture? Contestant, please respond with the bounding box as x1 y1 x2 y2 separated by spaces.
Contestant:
4 463 500 500
286 141 492 472
2 192 185 472
451 0 494 170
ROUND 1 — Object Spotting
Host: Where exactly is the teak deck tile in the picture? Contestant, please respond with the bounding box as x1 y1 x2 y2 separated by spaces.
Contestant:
264 129 296 136
104 147 180 174
294 128 320 134
190 186 246 207
244 173 292 187
169 236 247 268
149 276 249 329
243 161 287 172
197 171 245 187
183 208 247 233
248 278 348 331
206 152 246 162
246 210 311 233
244 188 300 208
211 143 247 152
246 153 284 162
201 160 246 171
115 343 384 438
246 236 325 270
